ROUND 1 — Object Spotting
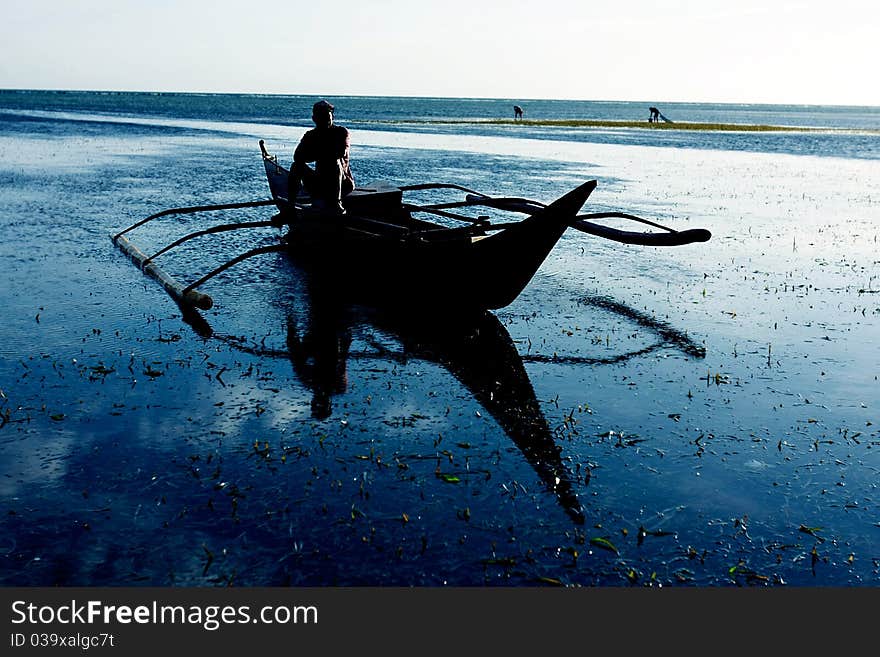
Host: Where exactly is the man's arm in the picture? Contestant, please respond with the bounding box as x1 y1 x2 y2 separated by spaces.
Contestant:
293 131 314 164
335 127 351 162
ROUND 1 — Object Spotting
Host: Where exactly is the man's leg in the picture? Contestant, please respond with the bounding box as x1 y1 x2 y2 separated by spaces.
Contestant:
315 159 346 214
291 162 319 200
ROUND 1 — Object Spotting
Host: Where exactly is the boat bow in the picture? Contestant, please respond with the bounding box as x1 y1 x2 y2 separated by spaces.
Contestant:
466 180 598 309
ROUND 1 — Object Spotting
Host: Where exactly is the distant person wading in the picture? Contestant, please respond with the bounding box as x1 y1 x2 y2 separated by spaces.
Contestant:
514 105 523 120
648 106 671 123
290 100 355 215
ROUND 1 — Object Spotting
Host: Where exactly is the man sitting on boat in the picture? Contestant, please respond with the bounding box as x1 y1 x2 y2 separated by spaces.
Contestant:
290 100 355 216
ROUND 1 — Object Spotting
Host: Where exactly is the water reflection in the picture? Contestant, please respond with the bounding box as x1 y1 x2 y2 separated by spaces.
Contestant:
358 306 586 525
184 270 707 528
285 294 352 420
284 287 587 524
186 275 584 524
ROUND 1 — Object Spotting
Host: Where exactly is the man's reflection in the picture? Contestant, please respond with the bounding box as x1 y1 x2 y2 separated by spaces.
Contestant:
286 296 352 419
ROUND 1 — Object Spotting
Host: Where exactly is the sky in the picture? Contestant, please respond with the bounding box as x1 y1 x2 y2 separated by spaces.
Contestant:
1 0 878 106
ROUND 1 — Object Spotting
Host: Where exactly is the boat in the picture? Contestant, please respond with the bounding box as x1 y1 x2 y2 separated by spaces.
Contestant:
261 141 601 311
111 140 711 313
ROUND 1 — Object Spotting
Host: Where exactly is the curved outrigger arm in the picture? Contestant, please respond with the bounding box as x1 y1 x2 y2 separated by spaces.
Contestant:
402 192 711 246
142 219 278 266
399 182 489 197
181 244 287 298
570 216 711 246
454 194 712 246
112 199 276 241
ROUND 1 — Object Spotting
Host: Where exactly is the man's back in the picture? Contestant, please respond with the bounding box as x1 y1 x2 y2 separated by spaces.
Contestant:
295 125 349 163
294 125 354 189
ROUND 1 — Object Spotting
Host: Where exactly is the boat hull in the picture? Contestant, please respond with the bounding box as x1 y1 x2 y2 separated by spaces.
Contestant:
282 180 597 311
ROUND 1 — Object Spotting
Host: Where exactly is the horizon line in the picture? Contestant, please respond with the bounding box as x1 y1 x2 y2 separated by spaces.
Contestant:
1 87 878 111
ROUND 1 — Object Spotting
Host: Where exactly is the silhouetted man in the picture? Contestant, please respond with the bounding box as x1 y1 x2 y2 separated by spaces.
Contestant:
649 106 660 123
291 100 355 215
514 105 523 120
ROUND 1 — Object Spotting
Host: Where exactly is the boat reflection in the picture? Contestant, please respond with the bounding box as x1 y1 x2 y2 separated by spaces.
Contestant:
182 273 706 528
283 285 587 525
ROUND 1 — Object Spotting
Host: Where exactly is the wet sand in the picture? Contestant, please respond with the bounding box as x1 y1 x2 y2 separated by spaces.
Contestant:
0 117 878 586
369 117 855 132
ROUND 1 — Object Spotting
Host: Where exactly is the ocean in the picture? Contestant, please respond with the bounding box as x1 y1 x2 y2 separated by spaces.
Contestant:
0 90 878 586
3 89 880 160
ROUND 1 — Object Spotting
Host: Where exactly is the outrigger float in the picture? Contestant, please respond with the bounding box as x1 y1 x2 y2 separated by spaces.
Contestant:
111 140 711 312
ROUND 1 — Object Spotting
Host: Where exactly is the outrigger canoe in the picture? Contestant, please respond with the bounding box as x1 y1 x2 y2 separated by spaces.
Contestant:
111 140 711 312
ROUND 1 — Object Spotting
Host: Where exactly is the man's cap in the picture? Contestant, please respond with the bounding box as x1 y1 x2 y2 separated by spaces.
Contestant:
313 100 335 114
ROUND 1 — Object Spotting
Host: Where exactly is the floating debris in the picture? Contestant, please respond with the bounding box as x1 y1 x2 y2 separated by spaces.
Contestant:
798 524 825 542
590 537 619 554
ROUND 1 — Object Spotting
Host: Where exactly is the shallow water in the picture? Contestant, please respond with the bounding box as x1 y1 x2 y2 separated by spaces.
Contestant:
0 96 878 586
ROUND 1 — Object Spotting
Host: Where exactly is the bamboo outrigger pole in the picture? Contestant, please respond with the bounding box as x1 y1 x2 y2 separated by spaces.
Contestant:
111 198 280 310
112 232 215 310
